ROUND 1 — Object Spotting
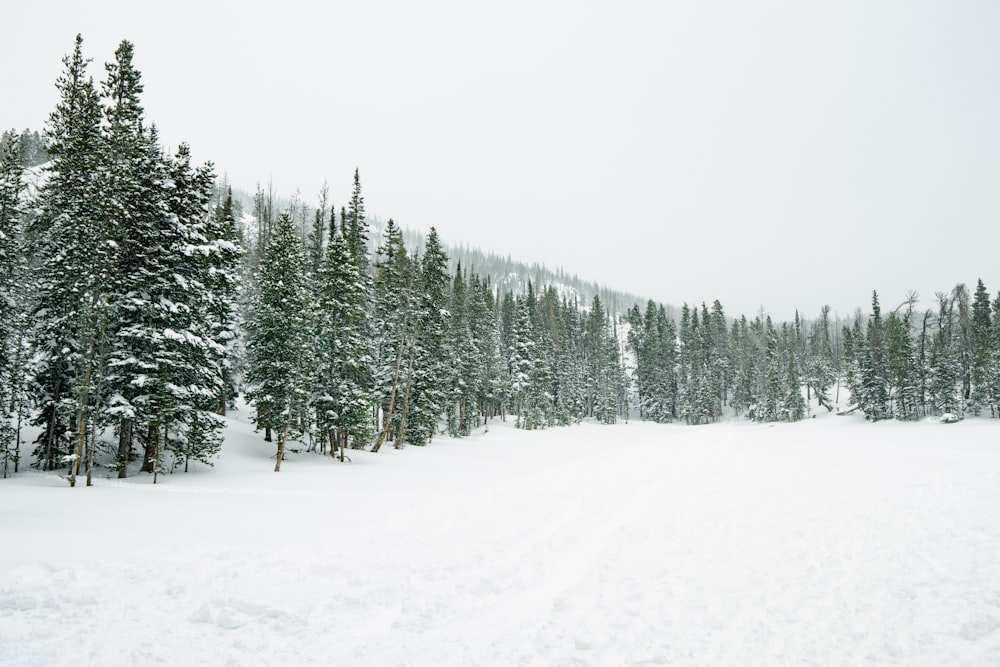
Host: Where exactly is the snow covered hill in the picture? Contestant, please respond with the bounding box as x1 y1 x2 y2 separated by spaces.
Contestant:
3 405 999 666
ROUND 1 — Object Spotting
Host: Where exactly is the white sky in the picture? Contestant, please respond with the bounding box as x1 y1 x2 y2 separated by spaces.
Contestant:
4 0 1000 320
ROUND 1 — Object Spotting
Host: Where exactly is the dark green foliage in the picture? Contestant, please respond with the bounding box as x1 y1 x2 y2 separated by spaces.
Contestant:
405 228 451 445
885 310 919 420
313 227 373 451
0 131 30 475
970 279 992 413
30 34 106 470
246 212 311 453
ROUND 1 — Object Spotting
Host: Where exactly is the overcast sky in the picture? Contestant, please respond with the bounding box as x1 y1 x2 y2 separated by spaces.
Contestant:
4 0 1000 320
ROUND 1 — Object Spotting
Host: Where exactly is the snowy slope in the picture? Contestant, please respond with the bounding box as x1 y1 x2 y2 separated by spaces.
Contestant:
2 406 1000 666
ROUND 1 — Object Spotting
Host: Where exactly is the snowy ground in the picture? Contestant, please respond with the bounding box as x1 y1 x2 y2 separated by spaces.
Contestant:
3 405 1000 666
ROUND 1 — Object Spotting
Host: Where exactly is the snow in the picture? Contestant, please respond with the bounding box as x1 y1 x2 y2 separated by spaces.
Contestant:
3 406 1000 665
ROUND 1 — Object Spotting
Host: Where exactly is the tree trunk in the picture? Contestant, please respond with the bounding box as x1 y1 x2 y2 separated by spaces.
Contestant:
265 426 272 442
14 407 22 474
142 422 158 474
44 384 62 472
373 331 407 453
117 417 133 478
69 336 98 487
68 409 87 488
395 340 417 449
274 426 287 472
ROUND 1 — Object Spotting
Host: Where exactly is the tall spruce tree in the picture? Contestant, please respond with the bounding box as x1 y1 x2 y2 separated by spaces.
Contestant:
970 279 992 413
0 131 28 476
371 219 414 451
100 41 189 476
314 227 374 454
885 309 919 420
928 292 960 416
860 292 889 421
246 212 312 471
805 305 836 411
446 264 478 436
30 34 105 471
345 168 370 278
402 228 450 446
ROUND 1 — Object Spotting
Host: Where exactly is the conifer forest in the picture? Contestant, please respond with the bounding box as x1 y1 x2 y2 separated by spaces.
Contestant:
2 35 998 481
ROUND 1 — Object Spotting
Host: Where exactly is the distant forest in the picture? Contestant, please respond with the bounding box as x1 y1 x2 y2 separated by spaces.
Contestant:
2 36 998 480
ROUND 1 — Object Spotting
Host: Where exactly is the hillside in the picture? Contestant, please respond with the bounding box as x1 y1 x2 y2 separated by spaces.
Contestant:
226 184 662 317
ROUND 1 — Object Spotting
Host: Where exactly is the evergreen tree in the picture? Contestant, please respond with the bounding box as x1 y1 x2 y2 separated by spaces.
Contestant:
928 292 961 416
885 309 919 419
159 144 233 472
731 316 754 417
969 278 992 413
446 264 478 436
29 34 105 471
246 212 312 471
306 182 329 279
805 305 836 411
841 315 864 412
781 324 806 421
371 219 414 450
510 294 538 428
0 131 29 476
314 227 374 454
859 292 889 420
402 228 451 446
708 300 730 412
100 41 188 476
954 283 973 403
988 292 1000 418
345 168 370 278
759 316 783 421
468 274 503 424
205 186 243 416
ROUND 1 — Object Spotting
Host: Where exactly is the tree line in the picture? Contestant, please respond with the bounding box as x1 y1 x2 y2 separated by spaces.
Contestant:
2 36 998 480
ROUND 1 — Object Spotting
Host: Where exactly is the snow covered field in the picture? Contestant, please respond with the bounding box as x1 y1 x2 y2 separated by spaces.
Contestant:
3 407 1000 666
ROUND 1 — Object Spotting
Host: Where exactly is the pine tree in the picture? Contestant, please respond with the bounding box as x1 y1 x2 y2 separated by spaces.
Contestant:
246 212 312 471
730 316 753 417
860 292 889 421
205 186 243 416
885 309 919 419
306 182 329 279
100 41 188 477
402 228 450 446
371 219 414 451
781 323 806 421
29 34 105 471
805 305 836 411
468 274 503 424
314 227 374 454
709 300 730 412
345 168 370 278
159 144 232 472
954 284 973 403
969 278 992 413
988 292 1000 418
446 264 478 436
841 315 864 412
759 316 782 421
928 292 960 416
0 131 28 476
510 294 537 428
